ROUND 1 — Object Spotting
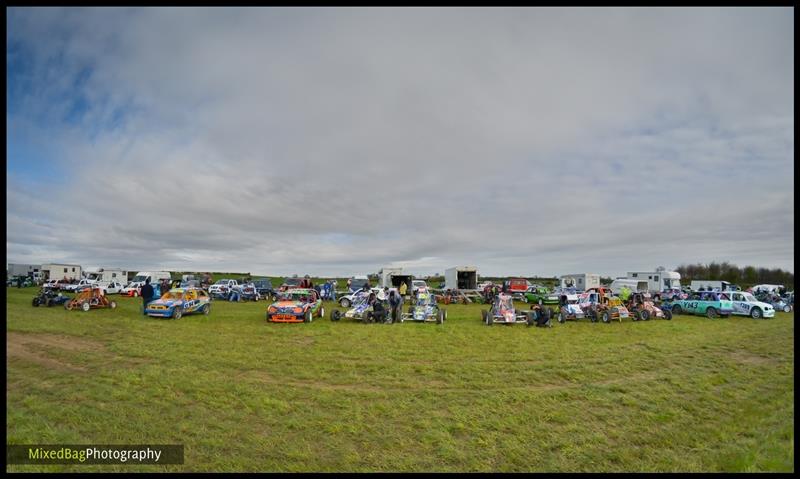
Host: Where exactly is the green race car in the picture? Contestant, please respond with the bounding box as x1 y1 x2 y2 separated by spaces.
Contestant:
522 287 560 305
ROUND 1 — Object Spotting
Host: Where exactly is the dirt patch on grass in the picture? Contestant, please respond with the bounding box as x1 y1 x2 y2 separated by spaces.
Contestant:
6 332 147 372
728 350 777 366
7 337 88 372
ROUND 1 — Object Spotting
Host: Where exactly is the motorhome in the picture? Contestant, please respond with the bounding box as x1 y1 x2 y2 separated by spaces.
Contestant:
444 266 478 291
626 271 681 294
560 273 600 292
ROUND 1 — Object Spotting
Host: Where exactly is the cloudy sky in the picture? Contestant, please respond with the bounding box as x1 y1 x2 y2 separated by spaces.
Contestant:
6 7 794 278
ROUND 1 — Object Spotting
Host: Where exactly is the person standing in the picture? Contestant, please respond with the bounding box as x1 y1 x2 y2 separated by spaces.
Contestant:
399 281 408 297
388 289 402 323
141 278 155 316
347 278 353 291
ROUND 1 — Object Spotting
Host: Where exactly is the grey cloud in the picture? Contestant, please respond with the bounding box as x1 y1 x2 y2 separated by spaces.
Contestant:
6 7 794 277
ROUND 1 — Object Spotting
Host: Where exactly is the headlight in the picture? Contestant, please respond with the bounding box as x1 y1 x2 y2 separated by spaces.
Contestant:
268 307 277 313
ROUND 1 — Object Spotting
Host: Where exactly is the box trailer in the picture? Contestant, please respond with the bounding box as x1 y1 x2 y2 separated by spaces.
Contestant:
560 273 600 291
377 267 413 291
42 263 82 281
444 266 478 291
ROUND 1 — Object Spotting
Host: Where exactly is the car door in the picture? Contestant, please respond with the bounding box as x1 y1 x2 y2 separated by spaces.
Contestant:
730 292 750 316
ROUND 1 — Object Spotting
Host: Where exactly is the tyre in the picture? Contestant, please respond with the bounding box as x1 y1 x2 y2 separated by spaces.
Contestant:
340 298 351 308
482 310 491 325
442 309 447 322
32 298 40 307
173 307 183 320
304 310 312 323
750 307 762 319
663 309 673 320
639 309 650 321
784 305 792 313
526 311 534 326
109 301 117 309
319 306 325 318
671 304 682 315
202 304 210 315
331 310 341 321
65 302 73 310
601 311 610 323
706 307 718 319
558 312 565 324
82 302 91 312
46 299 54 307
133 291 139 297
437 310 444 324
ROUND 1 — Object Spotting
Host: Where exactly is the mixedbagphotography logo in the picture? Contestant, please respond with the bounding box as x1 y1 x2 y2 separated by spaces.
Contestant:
6 445 184 465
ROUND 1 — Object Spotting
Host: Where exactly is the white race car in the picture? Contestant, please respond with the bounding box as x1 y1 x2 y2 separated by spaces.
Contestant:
727 291 775 319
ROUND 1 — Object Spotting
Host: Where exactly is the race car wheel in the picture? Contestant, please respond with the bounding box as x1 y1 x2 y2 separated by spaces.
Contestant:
526 311 534 326
558 312 565 324
110 301 117 309
133 291 139 297
319 306 325 318
65 302 73 310
663 309 672 320
202 304 210 315
331 310 341 321
340 298 351 308
443 309 447 322
639 309 650 321
32 298 40 307
304 310 312 323
784 305 792 313
601 311 610 323
81 302 91 312
437 311 444 324
481 310 488 324
706 307 718 319
750 307 762 319
671 305 682 315
173 307 183 320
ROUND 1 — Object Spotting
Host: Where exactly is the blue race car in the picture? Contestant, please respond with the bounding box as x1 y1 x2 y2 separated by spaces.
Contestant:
145 287 211 319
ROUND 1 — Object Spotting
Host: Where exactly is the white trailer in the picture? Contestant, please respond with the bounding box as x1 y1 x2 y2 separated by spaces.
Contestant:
8 263 42 280
378 267 408 289
444 266 478 291
560 273 600 292
626 271 682 293
42 263 82 281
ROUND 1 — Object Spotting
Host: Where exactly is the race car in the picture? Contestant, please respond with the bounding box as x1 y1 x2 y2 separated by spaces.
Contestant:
481 293 534 325
400 292 446 324
145 287 211 319
64 287 117 312
578 291 631 323
557 292 586 323
32 288 70 307
727 291 776 318
668 291 734 319
330 290 389 323
267 288 324 323
627 292 672 321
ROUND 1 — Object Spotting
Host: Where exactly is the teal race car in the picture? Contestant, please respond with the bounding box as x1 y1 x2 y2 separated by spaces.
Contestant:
145 287 211 319
667 291 733 319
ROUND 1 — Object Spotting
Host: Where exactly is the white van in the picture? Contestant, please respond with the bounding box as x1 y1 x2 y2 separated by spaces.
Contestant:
126 271 172 290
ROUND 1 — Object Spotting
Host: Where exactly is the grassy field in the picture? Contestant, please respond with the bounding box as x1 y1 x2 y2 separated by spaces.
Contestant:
6 286 794 472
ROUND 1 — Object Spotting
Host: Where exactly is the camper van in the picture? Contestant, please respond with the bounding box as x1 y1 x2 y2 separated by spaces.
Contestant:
626 271 681 294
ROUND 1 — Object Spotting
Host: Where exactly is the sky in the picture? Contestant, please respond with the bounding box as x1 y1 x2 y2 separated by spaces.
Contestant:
6 7 794 278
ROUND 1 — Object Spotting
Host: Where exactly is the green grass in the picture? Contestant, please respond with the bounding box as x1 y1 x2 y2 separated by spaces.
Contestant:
6 287 794 472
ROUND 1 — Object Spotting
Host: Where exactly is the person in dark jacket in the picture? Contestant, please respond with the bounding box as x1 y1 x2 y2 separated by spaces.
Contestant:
388 289 403 323
141 278 155 316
